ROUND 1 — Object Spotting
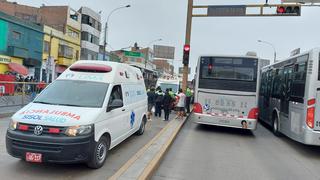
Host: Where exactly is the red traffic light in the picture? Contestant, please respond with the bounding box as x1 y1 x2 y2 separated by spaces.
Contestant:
276 5 300 15
184 45 190 52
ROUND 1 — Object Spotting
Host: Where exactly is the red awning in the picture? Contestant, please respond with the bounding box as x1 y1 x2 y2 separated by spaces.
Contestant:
8 63 28 76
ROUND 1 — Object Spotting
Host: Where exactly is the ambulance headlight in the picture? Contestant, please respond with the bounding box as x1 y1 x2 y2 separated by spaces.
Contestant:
9 120 18 131
65 124 93 136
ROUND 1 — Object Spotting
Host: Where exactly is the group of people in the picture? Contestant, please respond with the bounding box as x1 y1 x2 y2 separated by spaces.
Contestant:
147 86 193 121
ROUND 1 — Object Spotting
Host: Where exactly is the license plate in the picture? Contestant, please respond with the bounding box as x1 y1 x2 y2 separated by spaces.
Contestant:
26 152 42 163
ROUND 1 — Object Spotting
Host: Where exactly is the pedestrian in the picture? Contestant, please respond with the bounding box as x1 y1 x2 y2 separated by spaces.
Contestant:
155 89 164 118
147 86 156 121
185 87 192 114
169 88 175 98
162 89 173 121
176 88 186 120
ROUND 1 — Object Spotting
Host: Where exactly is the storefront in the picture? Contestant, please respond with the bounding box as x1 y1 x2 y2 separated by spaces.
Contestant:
0 54 25 74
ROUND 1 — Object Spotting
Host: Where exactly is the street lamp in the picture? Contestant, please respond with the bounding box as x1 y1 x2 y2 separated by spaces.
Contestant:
258 40 277 63
103 5 131 60
145 38 162 68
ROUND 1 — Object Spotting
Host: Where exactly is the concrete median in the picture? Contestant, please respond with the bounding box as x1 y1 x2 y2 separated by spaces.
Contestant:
109 115 189 180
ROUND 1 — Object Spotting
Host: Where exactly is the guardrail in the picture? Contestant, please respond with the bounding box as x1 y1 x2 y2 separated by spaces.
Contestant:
0 81 48 109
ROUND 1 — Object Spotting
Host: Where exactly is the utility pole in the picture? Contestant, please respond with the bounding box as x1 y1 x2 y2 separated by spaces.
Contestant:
182 0 193 91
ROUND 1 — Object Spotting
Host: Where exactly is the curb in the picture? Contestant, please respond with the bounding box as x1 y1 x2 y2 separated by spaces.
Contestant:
109 115 189 180
138 116 188 180
0 112 15 118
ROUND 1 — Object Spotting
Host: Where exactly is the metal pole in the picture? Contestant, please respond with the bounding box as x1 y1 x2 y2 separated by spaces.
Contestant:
182 0 193 91
47 31 53 83
103 5 131 61
103 22 107 60
258 40 276 63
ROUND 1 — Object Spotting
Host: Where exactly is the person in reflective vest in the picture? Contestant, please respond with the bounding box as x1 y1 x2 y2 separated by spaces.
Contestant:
185 87 193 114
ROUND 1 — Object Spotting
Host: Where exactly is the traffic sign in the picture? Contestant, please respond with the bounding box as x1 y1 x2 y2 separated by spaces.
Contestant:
124 51 144 58
207 5 246 16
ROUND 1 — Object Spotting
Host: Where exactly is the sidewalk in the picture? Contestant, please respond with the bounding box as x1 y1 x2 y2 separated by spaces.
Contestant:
0 106 21 118
109 114 189 180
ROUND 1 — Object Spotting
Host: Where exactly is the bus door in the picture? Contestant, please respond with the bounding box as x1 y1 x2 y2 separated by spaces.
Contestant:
280 66 293 129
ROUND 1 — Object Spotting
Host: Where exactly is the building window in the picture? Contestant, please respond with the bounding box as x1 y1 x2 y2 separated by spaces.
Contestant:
12 31 21 40
58 45 74 59
81 32 99 45
44 41 50 53
82 14 90 24
68 28 79 39
81 14 101 31
69 9 79 21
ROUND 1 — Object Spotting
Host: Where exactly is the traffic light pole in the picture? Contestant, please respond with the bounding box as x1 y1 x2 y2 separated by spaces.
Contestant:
181 2 303 91
182 0 193 91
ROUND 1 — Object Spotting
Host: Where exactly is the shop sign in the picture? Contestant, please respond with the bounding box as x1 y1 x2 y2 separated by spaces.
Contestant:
0 55 11 64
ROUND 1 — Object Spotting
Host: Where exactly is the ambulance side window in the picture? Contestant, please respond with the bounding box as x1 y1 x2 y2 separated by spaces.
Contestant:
108 85 123 108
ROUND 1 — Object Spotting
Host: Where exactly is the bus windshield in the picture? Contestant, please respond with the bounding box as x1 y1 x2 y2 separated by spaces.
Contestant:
199 57 258 92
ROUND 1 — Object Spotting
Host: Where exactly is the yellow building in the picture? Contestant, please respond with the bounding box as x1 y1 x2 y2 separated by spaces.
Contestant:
42 25 81 80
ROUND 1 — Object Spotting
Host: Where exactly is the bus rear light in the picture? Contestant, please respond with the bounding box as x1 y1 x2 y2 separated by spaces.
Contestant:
308 99 316 106
248 108 259 119
18 124 29 131
193 103 203 113
307 107 315 128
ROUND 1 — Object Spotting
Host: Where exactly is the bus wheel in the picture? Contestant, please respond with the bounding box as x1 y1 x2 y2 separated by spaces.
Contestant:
87 136 110 169
272 115 281 137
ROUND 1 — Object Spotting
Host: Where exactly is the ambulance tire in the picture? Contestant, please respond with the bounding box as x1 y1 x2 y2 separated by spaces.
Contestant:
87 136 110 169
136 116 147 136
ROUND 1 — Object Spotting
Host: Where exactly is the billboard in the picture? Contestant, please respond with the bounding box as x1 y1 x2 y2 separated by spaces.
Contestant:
153 45 175 59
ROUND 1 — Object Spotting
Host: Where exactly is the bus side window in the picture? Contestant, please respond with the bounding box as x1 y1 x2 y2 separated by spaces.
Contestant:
259 72 266 96
272 68 283 98
291 62 307 103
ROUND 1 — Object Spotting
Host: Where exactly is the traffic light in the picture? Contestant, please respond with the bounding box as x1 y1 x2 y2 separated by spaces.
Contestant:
183 44 190 65
276 5 301 16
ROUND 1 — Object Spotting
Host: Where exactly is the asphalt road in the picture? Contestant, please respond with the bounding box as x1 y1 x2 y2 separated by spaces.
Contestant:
154 117 320 180
0 116 168 180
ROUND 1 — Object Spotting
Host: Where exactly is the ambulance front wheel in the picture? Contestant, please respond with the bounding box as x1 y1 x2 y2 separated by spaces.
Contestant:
136 116 147 136
87 136 110 169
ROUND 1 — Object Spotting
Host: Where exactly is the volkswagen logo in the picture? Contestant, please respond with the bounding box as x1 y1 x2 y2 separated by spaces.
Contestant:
34 125 43 136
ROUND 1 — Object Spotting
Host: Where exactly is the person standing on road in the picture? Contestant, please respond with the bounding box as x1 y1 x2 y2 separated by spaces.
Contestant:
147 86 156 121
176 89 186 120
155 89 164 118
162 89 173 121
185 87 192 114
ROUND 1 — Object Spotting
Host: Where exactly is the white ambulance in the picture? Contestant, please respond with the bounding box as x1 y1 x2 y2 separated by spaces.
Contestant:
6 60 148 168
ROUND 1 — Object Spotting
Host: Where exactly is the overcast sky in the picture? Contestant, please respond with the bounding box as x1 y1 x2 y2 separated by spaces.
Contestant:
11 0 320 79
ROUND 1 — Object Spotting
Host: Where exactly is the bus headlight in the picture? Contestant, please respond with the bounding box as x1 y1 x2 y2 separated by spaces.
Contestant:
65 124 93 136
9 120 18 131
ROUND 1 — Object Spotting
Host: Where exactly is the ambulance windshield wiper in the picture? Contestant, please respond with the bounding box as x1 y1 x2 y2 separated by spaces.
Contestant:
59 104 84 107
33 101 54 105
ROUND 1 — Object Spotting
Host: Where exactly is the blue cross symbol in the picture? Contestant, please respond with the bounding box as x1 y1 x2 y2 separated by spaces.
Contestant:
130 111 135 128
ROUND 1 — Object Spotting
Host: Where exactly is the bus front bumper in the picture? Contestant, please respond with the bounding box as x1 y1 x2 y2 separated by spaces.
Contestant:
192 113 257 130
